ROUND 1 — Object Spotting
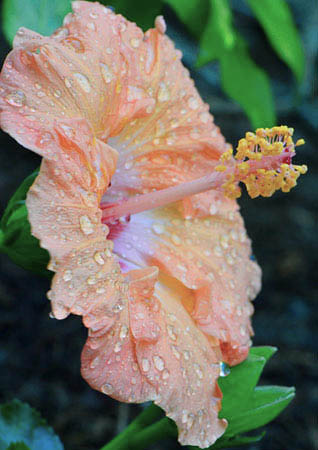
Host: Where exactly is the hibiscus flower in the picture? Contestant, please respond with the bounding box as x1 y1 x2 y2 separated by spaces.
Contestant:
0 2 306 447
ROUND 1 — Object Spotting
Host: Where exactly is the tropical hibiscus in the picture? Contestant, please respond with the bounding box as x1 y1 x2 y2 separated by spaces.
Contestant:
0 1 306 447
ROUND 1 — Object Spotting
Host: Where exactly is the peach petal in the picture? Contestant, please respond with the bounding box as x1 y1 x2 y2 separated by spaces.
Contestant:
26 119 117 261
133 279 227 448
106 203 261 365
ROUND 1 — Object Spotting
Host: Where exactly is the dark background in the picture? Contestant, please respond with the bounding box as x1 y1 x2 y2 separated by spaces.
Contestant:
0 1 317 449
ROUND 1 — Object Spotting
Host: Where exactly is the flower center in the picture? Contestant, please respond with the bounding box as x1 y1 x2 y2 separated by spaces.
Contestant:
100 126 306 221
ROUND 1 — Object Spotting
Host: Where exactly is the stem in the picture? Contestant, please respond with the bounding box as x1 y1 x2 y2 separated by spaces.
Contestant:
100 403 166 450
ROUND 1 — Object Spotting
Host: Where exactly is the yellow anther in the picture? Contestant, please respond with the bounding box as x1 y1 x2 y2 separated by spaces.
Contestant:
217 125 307 200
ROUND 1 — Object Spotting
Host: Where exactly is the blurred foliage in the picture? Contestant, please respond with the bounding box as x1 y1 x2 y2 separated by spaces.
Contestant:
0 170 50 277
1 0 304 128
2 0 72 44
0 400 63 450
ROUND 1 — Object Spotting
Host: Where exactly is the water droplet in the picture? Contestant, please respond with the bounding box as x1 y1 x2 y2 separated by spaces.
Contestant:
142 358 150 372
74 73 91 93
152 223 165 235
240 325 246 336
157 82 170 102
130 38 140 48
171 234 181 246
101 383 113 394
100 63 113 84
119 324 128 339
87 22 96 31
131 377 137 385
5 90 26 107
112 301 124 313
214 245 222 257
119 22 126 32
114 341 122 353
63 37 85 53
167 325 177 341
199 112 210 123
183 350 190 360
87 275 97 285
80 215 94 235
219 362 230 377
188 96 199 110
63 270 72 282
94 251 105 265
194 363 203 379
162 369 170 379
153 355 165 371
220 234 229 249
182 410 188 423
124 160 133 170
64 78 72 88
187 414 194 429
226 254 234 265
96 287 106 294
54 89 62 98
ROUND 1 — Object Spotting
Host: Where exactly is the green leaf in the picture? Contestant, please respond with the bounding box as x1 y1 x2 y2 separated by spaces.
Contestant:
219 353 268 419
164 0 210 40
103 0 162 30
6 443 31 450
2 0 72 46
197 0 236 66
246 0 305 82
220 36 276 128
209 431 265 449
0 400 63 450
196 0 276 128
0 171 50 276
217 346 295 440
249 346 277 361
225 386 295 436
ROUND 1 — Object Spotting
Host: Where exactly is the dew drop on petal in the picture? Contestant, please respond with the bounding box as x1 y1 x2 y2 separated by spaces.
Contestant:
101 383 113 394
188 96 199 110
5 90 26 107
142 358 150 372
130 38 140 48
94 252 105 265
87 275 97 285
219 362 230 377
199 112 210 123
80 215 94 235
63 37 85 53
157 82 170 102
171 234 181 245
63 270 72 282
64 78 72 88
119 324 128 339
114 341 122 352
152 223 165 235
162 369 170 379
100 63 113 84
74 73 91 93
153 355 165 371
